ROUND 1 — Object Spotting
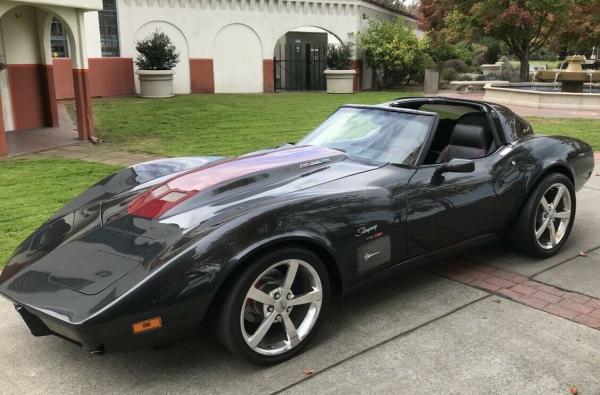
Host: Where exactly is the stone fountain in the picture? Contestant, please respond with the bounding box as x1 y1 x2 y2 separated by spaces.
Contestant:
535 55 600 92
483 55 600 111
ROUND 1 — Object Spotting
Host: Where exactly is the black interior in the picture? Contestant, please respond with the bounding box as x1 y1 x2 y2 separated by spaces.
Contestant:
419 107 496 165
435 123 492 163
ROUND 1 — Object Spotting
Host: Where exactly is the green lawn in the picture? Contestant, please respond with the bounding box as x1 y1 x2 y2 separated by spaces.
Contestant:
528 117 600 150
95 92 600 155
0 158 119 265
94 92 418 157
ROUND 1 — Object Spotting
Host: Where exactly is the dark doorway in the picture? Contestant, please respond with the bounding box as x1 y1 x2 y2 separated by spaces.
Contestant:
274 32 327 91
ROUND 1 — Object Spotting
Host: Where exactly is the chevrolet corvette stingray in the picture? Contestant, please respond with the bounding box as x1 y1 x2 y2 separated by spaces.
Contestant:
0 97 594 364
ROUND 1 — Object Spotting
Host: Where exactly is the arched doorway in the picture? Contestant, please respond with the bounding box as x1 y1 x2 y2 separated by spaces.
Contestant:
273 27 343 91
0 3 96 156
0 6 52 131
133 21 191 95
213 23 263 93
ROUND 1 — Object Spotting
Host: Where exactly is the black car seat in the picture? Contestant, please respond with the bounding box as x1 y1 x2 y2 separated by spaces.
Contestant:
453 112 496 154
436 123 492 163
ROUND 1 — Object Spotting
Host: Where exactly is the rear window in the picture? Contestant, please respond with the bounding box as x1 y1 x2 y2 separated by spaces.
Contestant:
418 104 480 120
495 106 534 140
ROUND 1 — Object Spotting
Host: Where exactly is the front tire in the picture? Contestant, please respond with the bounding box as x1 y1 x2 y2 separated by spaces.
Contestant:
509 173 576 258
215 247 330 365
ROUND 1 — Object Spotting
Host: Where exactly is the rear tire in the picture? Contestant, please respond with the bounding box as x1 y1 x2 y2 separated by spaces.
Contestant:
508 173 575 258
214 247 330 365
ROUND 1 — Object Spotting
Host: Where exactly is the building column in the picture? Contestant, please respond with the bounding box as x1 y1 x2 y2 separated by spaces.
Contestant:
36 9 59 128
190 59 214 93
70 11 94 141
263 59 274 93
0 94 6 157
42 64 59 127
72 69 93 140
352 59 363 92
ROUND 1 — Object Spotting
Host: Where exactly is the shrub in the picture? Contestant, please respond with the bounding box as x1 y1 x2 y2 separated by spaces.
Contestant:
359 20 427 88
501 60 514 74
474 74 488 81
422 55 438 71
474 51 487 66
484 42 501 64
442 67 458 83
456 74 474 81
326 43 353 70
498 70 519 82
442 59 468 73
135 29 180 70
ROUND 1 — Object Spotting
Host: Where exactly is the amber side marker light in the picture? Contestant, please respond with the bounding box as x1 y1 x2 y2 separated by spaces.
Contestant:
132 317 162 334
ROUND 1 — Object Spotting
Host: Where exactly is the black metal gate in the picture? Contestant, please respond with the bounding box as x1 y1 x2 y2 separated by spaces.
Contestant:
274 42 327 91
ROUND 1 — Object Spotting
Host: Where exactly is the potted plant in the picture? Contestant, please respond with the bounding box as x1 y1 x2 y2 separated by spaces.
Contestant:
324 43 356 94
135 30 180 98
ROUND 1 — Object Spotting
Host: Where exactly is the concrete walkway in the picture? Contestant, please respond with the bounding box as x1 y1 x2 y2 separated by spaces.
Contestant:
31 143 162 166
4 104 79 157
0 160 598 394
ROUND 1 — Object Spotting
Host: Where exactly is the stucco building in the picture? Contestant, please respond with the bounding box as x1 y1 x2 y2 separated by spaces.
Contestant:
0 0 416 156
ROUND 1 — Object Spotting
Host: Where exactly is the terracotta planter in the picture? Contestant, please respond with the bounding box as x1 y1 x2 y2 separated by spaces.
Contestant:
324 69 356 94
136 70 175 98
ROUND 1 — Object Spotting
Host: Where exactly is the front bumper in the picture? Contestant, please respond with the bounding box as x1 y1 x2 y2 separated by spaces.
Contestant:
14 303 201 353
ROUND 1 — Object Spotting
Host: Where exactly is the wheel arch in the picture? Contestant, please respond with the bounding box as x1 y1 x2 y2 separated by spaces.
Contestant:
507 161 575 232
232 238 344 295
204 235 345 321
525 161 575 195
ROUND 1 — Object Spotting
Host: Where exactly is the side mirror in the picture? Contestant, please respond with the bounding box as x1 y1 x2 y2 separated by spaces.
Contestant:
436 158 475 174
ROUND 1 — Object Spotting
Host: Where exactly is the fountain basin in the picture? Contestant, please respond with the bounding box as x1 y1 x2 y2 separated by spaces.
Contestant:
483 82 600 110
535 55 600 93
536 71 600 82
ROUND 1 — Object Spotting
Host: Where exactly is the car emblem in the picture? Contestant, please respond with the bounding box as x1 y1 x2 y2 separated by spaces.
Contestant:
355 225 378 237
299 158 331 168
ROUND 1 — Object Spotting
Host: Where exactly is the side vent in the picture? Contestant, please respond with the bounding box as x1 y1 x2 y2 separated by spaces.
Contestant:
356 236 391 274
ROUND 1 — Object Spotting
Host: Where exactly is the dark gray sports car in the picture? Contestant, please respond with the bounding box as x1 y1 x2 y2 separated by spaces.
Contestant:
0 97 594 364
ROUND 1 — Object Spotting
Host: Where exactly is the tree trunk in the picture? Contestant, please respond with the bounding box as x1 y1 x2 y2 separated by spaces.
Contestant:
519 51 530 82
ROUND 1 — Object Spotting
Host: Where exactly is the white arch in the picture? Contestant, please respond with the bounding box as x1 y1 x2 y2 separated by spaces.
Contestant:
0 4 85 68
274 25 345 49
133 20 191 94
211 22 263 51
213 23 263 93
269 24 349 59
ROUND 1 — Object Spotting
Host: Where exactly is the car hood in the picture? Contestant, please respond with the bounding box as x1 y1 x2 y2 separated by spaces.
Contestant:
100 145 377 234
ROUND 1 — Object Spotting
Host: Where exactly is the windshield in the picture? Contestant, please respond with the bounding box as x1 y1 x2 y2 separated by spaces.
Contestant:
299 107 434 165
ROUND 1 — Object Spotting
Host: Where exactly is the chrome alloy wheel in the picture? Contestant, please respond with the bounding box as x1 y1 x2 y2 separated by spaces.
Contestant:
240 259 323 356
534 183 572 250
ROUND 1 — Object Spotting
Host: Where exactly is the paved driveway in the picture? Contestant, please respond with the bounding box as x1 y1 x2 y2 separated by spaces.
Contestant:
0 161 599 394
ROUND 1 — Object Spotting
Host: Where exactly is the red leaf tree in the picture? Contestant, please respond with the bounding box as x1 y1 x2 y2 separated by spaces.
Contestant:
419 0 574 81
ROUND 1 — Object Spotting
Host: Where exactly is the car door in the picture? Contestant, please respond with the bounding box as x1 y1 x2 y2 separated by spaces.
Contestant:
405 145 527 258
